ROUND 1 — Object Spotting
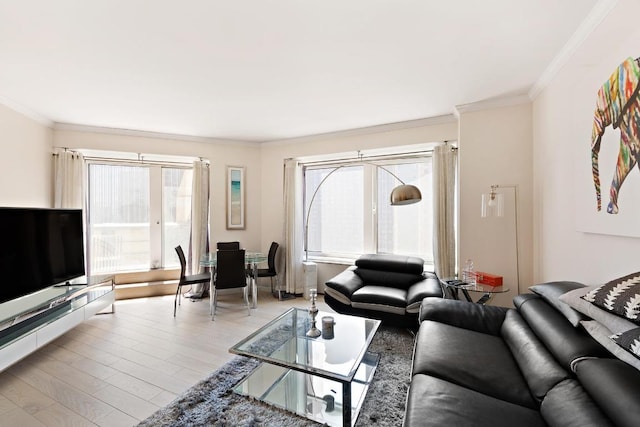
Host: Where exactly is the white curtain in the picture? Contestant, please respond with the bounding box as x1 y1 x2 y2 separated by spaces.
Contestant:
432 144 457 279
189 160 210 295
283 159 304 294
53 151 85 209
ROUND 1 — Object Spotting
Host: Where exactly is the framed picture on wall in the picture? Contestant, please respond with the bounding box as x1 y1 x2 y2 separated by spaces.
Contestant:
226 166 245 229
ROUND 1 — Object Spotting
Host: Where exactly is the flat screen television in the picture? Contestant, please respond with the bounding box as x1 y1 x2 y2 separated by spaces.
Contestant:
0 207 85 304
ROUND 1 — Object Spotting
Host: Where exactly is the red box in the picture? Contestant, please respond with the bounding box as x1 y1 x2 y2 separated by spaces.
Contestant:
475 271 503 287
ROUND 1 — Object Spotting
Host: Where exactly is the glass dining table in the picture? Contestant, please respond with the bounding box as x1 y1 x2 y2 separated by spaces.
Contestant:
200 251 267 310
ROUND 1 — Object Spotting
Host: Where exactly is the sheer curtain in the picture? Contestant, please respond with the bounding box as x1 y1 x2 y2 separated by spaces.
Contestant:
432 144 457 279
53 151 85 209
283 159 304 294
189 160 210 295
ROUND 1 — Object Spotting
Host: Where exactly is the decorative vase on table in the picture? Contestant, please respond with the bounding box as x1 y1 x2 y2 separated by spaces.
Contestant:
306 288 321 338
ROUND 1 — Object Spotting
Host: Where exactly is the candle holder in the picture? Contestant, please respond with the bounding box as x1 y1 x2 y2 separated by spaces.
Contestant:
306 288 321 338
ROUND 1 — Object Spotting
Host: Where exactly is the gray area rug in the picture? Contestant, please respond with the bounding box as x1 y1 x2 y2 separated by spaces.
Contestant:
137 326 414 426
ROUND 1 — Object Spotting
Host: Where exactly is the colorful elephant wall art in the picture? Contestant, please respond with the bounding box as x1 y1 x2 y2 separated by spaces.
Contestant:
591 56 640 214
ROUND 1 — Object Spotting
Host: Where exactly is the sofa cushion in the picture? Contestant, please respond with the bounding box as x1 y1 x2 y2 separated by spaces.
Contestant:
560 286 638 334
404 374 545 427
576 358 640 427
419 297 508 336
412 319 537 409
582 271 640 325
351 285 406 315
612 327 640 361
540 379 613 427
355 253 424 274
529 281 587 326
500 309 569 403
514 294 610 372
355 268 423 290
581 321 640 371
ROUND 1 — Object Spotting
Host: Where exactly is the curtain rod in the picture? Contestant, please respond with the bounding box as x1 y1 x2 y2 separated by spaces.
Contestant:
52 148 208 167
300 150 433 167
82 156 205 167
297 142 457 167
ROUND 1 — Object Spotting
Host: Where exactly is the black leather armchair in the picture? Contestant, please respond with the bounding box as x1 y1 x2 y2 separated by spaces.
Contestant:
324 254 443 327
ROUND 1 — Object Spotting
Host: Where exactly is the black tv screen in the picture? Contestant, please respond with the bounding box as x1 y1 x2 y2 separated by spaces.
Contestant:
0 208 85 304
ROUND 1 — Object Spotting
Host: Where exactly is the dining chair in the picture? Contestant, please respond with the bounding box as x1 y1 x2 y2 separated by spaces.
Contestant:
212 249 250 319
257 241 280 296
217 241 240 250
174 245 211 317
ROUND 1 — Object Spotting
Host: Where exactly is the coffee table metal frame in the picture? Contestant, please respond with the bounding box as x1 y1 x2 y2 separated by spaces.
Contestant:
229 307 381 426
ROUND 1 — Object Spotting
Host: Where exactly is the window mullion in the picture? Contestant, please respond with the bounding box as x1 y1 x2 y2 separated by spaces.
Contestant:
363 164 376 253
149 166 162 268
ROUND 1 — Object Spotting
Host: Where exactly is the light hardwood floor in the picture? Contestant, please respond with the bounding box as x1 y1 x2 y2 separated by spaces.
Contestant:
0 289 331 426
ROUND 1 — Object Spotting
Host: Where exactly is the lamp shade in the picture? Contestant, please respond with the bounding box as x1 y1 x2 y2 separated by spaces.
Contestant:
481 191 504 217
390 184 422 205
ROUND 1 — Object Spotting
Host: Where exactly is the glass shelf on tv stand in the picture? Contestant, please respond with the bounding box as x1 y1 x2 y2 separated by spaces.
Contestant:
0 274 114 349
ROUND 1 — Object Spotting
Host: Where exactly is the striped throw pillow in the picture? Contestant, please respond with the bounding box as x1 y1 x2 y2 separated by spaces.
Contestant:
582 272 640 325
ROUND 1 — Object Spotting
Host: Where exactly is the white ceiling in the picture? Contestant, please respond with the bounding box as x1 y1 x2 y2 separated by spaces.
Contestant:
0 0 602 142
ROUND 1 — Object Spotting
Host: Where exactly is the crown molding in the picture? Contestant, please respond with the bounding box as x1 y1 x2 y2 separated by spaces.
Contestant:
0 96 53 127
262 114 457 146
53 122 260 147
454 94 532 116
529 0 618 100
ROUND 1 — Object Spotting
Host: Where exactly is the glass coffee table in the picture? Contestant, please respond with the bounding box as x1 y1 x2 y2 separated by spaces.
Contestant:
230 307 381 426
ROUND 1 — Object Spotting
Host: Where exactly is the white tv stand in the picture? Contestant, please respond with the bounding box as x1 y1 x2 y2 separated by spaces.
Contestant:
0 275 114 371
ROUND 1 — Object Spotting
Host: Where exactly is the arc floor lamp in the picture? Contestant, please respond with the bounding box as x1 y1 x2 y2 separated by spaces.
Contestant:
304 158 422 262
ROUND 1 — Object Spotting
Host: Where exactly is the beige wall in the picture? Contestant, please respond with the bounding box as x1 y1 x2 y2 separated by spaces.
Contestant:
53 129 264 252
0 104 52 207
458 103 533 306
532 0 640 285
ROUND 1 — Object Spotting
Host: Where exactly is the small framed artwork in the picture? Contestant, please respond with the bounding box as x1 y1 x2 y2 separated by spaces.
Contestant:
226 166 245 229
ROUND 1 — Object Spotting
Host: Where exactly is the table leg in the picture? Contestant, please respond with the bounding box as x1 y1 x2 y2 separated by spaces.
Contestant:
342 381 352 426
209 271 214 319
461 288 474 302
251 262 258 309
476 293 492 305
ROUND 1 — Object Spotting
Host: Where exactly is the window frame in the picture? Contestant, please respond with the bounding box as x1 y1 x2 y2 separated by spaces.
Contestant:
86 158 193 275
302 153 433 264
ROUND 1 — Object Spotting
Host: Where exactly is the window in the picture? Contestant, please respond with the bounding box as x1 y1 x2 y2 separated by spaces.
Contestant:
88 163 193 274
304 156 433 263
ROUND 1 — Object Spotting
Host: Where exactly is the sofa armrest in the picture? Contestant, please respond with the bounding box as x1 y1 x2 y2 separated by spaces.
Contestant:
406 273 444 313
419 298 509 336
324 266 364 299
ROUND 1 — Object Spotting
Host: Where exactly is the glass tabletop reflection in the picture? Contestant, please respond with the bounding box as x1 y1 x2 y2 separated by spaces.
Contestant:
230 307 380 382
200 251 267 267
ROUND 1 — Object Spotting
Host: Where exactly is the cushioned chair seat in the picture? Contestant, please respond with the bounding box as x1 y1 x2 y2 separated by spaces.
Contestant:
351 285 407 315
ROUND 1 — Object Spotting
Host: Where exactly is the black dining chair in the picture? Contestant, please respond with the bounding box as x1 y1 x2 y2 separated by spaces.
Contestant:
257 242 280 296
174 245 211 317
212 249 251 319
217 241 240 250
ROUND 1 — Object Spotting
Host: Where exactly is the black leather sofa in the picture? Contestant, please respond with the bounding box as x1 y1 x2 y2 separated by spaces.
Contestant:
404 285 640 427
324 254 443 327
